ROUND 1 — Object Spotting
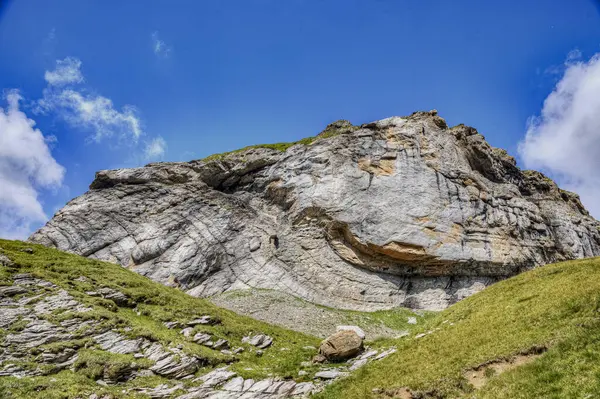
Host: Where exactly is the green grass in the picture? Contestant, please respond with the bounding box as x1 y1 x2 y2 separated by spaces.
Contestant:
316 256 600 398
73 350 153 381
200 122 357 162
336 307 430 338
6 240 599 398
0 239 321 398
213 288 433 340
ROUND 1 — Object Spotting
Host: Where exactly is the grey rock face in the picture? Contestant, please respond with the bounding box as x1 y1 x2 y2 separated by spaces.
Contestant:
0 253 13 267
30 111 600 310
34 289 92 314
93 331 145 354
0 277 103 377
178 376 317 398
188 315 216 326
242 334 273 349
314 370 348 380
0 285 27 297
146 342 204 379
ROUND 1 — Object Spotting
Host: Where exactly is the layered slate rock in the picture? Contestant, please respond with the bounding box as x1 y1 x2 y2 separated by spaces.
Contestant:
30 111 600 310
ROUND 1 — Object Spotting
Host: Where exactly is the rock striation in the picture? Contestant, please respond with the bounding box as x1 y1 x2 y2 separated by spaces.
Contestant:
30 111 600 310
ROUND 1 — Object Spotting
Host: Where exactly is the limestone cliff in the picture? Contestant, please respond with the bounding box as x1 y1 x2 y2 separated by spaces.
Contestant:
29 111 600 310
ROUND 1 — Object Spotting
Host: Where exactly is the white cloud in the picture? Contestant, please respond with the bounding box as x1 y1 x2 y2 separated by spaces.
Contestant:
566 49 582 63
144 136 167 160
519 52 600 218
152 31 171 57
46 89 143 142
0 91 65 239
39 57 143 142
44 57 84 86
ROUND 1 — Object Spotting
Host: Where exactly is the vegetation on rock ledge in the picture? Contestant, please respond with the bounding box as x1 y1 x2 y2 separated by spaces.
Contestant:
200 119 358 162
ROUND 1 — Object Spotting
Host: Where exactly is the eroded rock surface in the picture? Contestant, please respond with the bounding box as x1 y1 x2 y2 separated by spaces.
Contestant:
30 111 600 310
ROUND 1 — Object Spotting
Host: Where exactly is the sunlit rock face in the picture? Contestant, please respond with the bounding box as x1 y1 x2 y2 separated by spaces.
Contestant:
30 111 600 311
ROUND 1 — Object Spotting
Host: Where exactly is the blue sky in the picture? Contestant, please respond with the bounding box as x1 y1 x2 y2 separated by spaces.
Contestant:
1 0 600 238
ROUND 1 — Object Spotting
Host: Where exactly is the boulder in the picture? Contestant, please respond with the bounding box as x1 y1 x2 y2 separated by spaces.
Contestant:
197 367 236 387
312 354 326 363
187 315 215 326
97 287 131 307
0 286 27 297
242 334 273 349
163 321 181 329
192 332 211 344
314 369 348 379
319 330 363 361
336 325 366 340
0 254 13 267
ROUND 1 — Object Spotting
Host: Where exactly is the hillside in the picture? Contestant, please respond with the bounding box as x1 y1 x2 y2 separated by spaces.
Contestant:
317 255 600 399
29 111 600 313
4 238 600 398
1 239 382 399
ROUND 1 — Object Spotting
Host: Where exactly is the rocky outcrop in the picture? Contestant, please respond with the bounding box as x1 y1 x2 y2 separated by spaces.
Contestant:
0 245 339 398
30 111 600 310
243 334 273 349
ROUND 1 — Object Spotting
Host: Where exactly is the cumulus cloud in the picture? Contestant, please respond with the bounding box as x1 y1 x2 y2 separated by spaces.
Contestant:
0 91 65 239
144 136 167 160
39 57 143 142
519 52 600 218
151 31 171 57
44 57 84 86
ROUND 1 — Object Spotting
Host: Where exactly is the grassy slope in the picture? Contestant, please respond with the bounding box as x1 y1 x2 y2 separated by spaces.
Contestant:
0 239 321 398
5 243 600 398
211 288 432 339
317 256 600 399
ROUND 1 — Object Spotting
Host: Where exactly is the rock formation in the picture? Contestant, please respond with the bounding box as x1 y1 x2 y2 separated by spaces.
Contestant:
319 330 364 361
30 111 600 310
0 271 319 397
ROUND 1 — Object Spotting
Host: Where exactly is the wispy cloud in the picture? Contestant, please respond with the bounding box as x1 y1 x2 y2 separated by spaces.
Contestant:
42 28 57 56
46 89 143 142
566 49 582 63
519 52 600 218
0 91 65 239
151 31 172 58
39 57 143 143
144 136 167 160
44 57 84 86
